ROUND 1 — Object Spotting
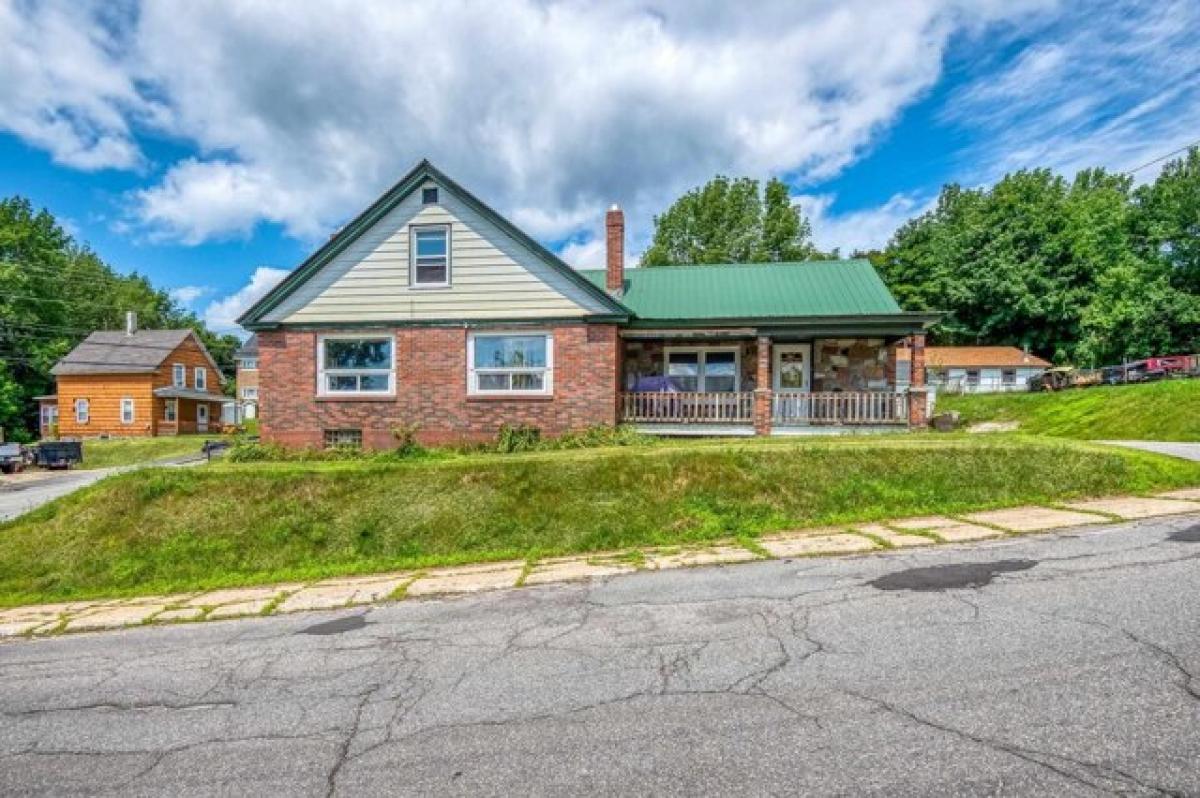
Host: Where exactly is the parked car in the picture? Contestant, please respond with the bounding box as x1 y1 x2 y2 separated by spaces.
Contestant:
0 442 31 474
33 440 83 469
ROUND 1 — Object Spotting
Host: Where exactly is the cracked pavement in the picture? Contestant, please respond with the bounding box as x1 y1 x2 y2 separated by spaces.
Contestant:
2 514 1199 796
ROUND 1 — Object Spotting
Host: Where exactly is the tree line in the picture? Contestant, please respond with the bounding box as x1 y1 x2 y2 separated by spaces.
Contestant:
642 149 1200 366
0 197 240 441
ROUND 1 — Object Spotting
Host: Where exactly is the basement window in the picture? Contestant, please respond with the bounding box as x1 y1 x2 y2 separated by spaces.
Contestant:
323 429 363 449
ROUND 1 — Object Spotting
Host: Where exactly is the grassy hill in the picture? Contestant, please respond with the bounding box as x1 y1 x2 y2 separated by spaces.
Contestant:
2 435 1197 606
937 379 1200 441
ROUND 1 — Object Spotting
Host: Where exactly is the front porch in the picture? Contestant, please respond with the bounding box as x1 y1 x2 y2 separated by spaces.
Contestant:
618 333 927 435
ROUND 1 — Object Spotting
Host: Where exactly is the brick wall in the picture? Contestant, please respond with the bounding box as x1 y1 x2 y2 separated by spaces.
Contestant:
258 324 621 449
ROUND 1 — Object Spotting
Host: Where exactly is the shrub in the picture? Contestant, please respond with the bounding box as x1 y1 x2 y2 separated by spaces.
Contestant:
495 424 542 453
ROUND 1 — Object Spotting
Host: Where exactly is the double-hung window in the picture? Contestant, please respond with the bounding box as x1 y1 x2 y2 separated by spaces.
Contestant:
164 399 177 422
468 333 552 395
665 347 739 392
172 363 186 388
120 398 135 424
410 224 450 286
318 336 395 396
241 387 258 400
194 367 207 391
75 398 89 424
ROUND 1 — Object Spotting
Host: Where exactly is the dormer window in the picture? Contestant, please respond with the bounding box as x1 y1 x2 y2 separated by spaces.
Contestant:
411 224 450 287
422 187 439 204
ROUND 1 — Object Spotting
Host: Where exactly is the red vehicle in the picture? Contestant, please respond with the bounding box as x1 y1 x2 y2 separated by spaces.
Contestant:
1144 356 1192 375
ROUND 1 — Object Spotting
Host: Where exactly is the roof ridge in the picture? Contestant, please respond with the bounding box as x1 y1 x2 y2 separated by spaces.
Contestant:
582 258 866 274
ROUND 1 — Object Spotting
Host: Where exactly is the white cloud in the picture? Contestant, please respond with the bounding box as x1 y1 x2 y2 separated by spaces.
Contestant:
169 284 212 305
798 192 936 254
944 0 1200 182
201 267 289 334
0 0 1053 253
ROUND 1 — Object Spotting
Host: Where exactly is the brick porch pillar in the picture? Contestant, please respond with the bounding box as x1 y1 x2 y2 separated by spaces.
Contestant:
754 335 772 436
907 333 928 428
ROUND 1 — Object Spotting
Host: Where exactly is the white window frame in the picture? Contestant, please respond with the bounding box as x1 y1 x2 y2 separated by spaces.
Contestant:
241 387 259 400
409 223 451 288
120 397 135 424
467 331 554 396
75 398 89 424
194 366 207 391
172 363 186 388
317 334 396 397
42 404 58 428
664 346 742 393
239 357 258 370
164 398 177 422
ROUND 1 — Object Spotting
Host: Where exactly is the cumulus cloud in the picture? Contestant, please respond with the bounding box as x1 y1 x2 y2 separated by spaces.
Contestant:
201 267 289 334
798 192 936 255
0 0 1055 253
169 284 213 305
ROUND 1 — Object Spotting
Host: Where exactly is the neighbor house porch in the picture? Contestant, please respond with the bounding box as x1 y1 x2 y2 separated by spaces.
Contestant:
618 331 928 435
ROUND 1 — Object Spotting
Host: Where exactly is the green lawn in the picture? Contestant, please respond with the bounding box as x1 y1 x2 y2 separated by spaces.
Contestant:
936 379 1200 441
2 434 1197 606
76 435 219 470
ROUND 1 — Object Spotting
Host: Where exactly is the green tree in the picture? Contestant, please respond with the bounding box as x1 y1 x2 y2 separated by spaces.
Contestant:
1132 147 1200 293
641 175 821 266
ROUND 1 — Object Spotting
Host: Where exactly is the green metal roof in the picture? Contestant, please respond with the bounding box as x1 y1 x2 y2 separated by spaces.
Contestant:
580 259 904 321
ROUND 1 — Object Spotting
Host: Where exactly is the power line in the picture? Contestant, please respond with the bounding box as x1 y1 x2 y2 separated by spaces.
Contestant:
1124 138 1200 176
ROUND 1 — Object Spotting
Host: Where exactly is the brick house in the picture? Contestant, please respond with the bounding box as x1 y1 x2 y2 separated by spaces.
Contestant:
41 321 228 439
239 160 939 448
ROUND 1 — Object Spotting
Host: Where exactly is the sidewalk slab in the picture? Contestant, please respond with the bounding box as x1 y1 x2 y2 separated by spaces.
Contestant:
853 523 934 548
0 620 52 637
278 574 410 612
187 585 302 609
154 607 205 623
1063 497 1200 520
646 545 759 570
962 506 1105 533
64 604 167 632
524 556 637 586
406 562 523 597
759 533 877 558
1156 488 1200 501
208 600 273 619
890 516 1000 542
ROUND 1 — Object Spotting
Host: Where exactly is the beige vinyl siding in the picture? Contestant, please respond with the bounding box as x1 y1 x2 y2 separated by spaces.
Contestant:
266 182 609 323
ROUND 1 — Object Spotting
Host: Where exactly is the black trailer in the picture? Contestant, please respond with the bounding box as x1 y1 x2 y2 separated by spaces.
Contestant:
33 440 83 469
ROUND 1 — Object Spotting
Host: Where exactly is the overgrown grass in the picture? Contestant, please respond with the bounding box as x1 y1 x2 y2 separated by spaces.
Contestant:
937 379 1200 441
1 434 1197 606
76 435 221 470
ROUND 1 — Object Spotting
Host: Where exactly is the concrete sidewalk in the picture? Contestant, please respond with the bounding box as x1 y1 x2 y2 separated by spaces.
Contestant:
2 488 1198 639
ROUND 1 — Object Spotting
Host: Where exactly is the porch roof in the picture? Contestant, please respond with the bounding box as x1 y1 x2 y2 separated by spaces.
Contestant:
153 387 228 403
581 260 936 330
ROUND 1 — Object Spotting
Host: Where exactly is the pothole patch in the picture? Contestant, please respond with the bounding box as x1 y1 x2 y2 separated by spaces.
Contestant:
1167 524 1200 543
298 614 369 635
869 559 1037 592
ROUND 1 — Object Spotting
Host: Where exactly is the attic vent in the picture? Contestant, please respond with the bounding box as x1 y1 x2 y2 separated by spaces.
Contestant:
422 187 438 204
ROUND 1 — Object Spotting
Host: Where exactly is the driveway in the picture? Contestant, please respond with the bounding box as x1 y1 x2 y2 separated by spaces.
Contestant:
2 514 1198 795
0 454 205 522
1101 440 1200 461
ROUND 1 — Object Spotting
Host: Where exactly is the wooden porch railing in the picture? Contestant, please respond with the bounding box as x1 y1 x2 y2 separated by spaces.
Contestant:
620 391 754 424
772 391 909 425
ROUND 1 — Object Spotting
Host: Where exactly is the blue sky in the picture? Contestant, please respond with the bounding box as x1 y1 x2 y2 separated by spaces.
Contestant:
1 0 1197 335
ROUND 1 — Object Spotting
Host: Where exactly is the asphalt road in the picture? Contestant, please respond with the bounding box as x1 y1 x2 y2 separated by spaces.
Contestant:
1101 441 1200 462
2 515 1199 796
0 469 120 522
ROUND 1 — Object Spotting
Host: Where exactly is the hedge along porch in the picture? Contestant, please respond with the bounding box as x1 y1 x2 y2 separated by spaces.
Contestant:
237 160 939 448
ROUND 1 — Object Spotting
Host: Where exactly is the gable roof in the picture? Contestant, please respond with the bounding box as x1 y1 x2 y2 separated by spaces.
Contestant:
51 329 226 380
238 160 629 328
579 260 934 325
898 346 1051 368
235 334 258 358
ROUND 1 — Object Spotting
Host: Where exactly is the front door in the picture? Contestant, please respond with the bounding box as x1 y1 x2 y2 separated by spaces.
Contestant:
196 403 209 433
773 344 811 424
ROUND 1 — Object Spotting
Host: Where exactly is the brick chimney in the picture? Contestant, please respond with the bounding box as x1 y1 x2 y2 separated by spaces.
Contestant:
605 204 624 296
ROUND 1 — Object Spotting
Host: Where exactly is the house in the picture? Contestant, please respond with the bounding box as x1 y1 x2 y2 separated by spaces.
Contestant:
238 160 940 448
897 345 1051 393
41 317 228 438
234 334 260 420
